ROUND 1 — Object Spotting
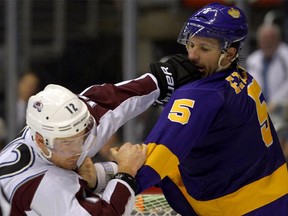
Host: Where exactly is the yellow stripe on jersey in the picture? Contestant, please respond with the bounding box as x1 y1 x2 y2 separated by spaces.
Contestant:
168 163 288 216
146 143 179 179
146 143 288 215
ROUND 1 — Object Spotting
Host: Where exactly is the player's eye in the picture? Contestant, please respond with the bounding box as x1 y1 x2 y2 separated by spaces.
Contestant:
186 41 194 50
200 45 211 52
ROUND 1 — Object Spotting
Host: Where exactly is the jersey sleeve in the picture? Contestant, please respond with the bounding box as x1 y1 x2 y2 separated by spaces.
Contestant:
21 168 136 216
135 86 224 193
78 73 160 156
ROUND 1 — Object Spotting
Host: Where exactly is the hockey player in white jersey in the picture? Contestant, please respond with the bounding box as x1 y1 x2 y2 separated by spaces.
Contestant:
0 55 201 215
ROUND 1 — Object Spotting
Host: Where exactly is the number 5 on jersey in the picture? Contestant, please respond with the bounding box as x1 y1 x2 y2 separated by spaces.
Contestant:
168 99 195 125
248 79 273 147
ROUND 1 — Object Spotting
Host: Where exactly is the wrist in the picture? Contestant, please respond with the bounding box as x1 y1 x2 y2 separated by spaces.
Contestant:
94 162 118 193
118 165 137 177
113 172 137 193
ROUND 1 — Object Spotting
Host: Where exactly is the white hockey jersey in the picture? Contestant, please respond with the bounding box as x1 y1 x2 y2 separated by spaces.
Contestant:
0 73 159 216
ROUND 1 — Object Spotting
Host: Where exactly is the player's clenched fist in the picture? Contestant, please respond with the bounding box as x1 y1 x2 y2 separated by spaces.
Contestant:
110 143 147 177
78 157 97 189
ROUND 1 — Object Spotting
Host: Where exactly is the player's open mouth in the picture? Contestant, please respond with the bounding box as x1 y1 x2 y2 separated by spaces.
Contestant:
196 65 205 74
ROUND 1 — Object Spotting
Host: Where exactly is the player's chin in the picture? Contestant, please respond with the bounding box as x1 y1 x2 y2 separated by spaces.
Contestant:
62 163 78 170
62 160 79 170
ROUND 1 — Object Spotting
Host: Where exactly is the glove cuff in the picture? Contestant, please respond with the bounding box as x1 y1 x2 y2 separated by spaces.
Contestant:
94 161 118 193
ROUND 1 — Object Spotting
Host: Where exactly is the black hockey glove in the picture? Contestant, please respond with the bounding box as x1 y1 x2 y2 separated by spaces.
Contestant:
150 54 202 105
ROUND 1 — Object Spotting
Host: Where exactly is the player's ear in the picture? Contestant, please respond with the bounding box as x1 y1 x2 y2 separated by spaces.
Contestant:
35 132 45 148
35 133 53 159
226 47 237 62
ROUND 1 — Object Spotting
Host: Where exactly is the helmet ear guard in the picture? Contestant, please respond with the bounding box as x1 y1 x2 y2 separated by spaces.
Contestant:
177 2 248 53
26 84 93 149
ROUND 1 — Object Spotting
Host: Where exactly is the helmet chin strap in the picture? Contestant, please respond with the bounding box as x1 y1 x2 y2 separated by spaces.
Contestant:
216 53 238 72
39 147 52 159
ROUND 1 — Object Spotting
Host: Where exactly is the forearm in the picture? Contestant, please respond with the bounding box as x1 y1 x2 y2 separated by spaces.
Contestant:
79 74 160 157
79 73 159 122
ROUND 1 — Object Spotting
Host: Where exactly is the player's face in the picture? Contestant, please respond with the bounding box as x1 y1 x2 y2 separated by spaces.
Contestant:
186 36 222 76
51 130 87 170
52 152 80 170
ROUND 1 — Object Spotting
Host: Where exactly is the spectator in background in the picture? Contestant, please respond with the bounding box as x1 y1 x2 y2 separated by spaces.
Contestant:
0 71 41 147
246 23 288 116
16 71 41 132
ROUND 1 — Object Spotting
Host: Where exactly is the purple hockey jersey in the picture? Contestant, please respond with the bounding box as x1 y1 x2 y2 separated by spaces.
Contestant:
136 67 288 215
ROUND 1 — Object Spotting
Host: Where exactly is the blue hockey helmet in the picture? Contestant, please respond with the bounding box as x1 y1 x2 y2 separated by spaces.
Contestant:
177 3 248 52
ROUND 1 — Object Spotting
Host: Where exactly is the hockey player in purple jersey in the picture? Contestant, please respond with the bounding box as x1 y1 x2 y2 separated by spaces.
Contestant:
136 3 288 215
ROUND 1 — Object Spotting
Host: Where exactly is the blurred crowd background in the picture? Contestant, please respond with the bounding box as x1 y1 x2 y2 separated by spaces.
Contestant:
0 0 288 162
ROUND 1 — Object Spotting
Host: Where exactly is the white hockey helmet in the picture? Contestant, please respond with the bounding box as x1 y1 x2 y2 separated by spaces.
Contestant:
26 84 95 151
